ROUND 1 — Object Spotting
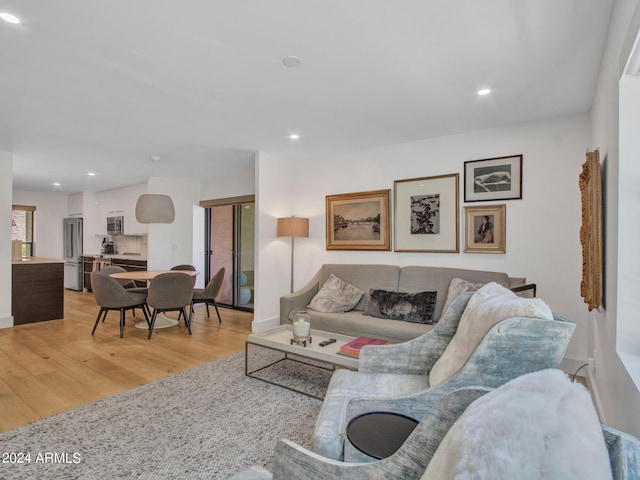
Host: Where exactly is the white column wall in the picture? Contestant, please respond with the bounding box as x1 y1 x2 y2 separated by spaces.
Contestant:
255 114 589 366
588 0 640 437
0 151 13 328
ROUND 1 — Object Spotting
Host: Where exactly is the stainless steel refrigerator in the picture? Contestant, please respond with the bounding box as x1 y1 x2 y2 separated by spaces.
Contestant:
63 217 83 290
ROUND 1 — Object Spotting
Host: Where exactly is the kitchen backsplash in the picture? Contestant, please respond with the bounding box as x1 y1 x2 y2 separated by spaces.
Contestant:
111 235 148 256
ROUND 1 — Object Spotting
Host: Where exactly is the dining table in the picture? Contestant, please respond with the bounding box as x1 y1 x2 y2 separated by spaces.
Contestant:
109 270 199 329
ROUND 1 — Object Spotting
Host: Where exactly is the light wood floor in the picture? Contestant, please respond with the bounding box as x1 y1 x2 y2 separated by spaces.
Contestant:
0 289 253 433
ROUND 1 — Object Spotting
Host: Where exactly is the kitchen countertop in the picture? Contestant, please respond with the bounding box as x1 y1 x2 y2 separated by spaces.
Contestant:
84 253 148 261
12 257 65 264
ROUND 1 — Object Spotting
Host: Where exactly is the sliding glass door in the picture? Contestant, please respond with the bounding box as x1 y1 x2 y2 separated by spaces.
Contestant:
206 201 254 311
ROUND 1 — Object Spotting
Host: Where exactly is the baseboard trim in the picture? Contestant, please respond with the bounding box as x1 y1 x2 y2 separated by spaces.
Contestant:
0 315 14 329
586 366 606 423
251 317 279 333
560 356 588 377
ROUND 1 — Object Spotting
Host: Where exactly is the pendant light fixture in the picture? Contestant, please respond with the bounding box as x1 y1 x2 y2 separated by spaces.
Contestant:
135 156 176 224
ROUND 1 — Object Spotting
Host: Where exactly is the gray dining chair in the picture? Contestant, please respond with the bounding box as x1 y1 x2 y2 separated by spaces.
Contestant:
170 264 196 271
147 272 195 339
97 265 149 316
90 271 150 338
192 267 225 322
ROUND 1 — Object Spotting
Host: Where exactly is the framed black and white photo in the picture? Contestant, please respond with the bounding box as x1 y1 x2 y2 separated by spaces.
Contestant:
464 154 522 202
394 173 459 252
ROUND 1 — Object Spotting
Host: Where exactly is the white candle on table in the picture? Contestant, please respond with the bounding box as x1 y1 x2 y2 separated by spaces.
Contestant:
293 319 310 337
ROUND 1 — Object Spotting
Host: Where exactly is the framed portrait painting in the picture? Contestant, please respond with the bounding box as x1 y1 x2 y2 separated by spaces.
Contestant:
326 189 391 250
394 173 459 252
464 154 522 202
463 204 506 253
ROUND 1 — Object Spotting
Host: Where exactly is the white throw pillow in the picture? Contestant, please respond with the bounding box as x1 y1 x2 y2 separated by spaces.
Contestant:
429 282 553 386
307 274 364 313
423 369 613 480
441 278 484 315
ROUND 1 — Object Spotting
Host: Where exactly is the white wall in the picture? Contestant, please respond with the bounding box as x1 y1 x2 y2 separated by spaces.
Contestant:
255 114 590 369
0 151 13 328
12 190 69 259
200 169 255 200
147 176 204 287
589 0 640 437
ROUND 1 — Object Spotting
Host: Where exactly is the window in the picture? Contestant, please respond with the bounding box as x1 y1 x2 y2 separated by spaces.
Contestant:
11 205 35 257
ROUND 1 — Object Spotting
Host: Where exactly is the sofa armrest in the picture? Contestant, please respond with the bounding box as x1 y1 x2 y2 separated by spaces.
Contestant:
348 314 574 423
602 424 640 480
358 292 473 375
279 269 323 324
510 283 537 297
273 387 490 480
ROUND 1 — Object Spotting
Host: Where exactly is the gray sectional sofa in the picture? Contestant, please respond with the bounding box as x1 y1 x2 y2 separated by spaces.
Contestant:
280 264 533 343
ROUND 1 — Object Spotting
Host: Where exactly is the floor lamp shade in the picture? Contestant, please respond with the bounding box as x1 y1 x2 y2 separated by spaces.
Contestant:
135 194 176 224
277 217 309 238
277 217 309 293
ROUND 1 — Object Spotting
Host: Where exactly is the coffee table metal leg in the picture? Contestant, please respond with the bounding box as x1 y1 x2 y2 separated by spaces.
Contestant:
245 341 336 400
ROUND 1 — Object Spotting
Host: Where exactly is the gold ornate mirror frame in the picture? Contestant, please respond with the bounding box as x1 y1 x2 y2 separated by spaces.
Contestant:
579 150 603 311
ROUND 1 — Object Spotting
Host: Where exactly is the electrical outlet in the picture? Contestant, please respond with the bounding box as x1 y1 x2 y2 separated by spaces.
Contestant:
588 357 596 375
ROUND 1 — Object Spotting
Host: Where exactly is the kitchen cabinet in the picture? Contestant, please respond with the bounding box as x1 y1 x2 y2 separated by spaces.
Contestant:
12 258 64 324
108 258 148 287
96 184 148 235
83 256 95 292
83 256 148 291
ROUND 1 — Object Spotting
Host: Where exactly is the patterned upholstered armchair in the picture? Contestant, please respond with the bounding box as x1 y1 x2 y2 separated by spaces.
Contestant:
231 371 640 480
313 287 576 462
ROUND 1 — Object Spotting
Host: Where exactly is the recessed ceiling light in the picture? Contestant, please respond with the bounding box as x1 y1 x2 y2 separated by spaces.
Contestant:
289 133 300 140
477 88 492 96
88 172 96 176
52 182 61 187
283 56 303 68
0 12 21 24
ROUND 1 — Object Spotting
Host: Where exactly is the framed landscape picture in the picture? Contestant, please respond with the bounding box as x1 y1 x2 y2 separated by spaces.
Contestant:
464 204 506 253
326 189 391 250
394 173 459 252
464 154 523 202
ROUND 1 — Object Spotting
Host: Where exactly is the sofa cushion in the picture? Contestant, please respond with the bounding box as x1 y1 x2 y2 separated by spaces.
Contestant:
398 266 510 321
441 278 484 315
423 369 613 480
429 282 554 386
307 274 364 313
363 289 437 324
306 310 434 343
317 264 400 310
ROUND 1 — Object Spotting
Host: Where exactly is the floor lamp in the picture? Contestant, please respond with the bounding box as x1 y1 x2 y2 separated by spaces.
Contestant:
277 216 309 293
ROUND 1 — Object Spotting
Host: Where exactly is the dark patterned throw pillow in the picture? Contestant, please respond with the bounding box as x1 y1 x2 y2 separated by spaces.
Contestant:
363 289 437 324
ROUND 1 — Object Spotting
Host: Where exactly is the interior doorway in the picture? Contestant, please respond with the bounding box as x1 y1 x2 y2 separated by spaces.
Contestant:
205 200 255 312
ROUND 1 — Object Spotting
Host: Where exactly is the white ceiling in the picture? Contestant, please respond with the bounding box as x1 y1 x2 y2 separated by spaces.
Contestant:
1 0 612 194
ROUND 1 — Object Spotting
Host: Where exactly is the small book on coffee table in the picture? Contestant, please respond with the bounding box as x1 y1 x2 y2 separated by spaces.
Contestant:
338 336 390 358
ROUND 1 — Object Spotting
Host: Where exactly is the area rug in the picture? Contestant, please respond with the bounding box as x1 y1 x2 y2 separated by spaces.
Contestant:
0 350 333 480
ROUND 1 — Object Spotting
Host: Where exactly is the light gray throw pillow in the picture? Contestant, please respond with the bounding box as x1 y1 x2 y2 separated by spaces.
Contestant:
307 274 364 313
441 278 484 315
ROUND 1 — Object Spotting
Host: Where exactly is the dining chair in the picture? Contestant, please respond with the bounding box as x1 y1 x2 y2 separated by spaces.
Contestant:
97 265 149 316
192 267 225 322
170 264 196 271
147 272 195 339
90 271 150 338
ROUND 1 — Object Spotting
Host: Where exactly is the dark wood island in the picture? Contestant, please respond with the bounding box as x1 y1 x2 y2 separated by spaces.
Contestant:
12 257 65 325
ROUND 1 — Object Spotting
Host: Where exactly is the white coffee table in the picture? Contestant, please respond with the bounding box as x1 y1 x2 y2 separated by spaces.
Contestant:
245 325 359 399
